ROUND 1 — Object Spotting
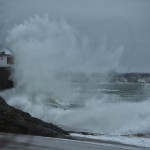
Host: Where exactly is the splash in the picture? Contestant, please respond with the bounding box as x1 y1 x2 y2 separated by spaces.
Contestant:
5 16 147 135
6 15 123 99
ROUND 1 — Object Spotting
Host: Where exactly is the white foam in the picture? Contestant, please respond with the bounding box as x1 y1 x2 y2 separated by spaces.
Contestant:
71 133 150 148
3 15 150 137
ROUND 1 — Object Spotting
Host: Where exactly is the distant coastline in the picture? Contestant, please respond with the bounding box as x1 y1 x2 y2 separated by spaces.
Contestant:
61 72 150 83
113 73 150 83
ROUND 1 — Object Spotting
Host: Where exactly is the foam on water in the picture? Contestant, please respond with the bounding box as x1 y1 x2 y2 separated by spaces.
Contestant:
1 16 150 137
71 133 150 148
2 88 150 136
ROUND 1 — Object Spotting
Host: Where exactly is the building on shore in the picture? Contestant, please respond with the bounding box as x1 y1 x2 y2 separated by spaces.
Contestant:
0 49 13 67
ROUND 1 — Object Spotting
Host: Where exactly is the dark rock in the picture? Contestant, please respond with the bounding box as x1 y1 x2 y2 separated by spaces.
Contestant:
0 68 14 90
0 97 69 137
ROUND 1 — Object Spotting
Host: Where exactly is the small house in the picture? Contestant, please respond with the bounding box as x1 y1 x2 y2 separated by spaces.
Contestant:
0 50 13 67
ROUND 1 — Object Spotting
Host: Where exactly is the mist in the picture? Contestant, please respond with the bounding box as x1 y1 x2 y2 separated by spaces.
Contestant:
1 0 150 137
0 0 150 72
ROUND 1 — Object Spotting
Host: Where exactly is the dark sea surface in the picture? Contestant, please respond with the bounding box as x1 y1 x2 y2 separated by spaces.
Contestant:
71 81 150 103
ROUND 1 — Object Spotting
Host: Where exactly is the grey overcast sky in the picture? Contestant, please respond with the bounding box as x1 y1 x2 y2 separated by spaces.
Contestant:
0 0 150 72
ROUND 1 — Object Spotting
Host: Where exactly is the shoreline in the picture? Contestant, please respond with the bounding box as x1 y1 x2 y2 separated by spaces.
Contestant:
1 95 149 149
0 68 150 149
0 96 69 138
70 133 150 148
0 132 145 150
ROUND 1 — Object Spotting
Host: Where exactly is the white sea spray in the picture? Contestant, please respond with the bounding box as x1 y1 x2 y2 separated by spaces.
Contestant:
3 16 150 136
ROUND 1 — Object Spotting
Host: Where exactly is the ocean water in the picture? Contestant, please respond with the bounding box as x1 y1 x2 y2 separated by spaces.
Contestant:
1 16 150 147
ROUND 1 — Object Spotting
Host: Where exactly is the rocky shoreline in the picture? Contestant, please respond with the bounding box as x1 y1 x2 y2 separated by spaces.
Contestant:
0 67 69 138
1 68 149 139
0 97 69 137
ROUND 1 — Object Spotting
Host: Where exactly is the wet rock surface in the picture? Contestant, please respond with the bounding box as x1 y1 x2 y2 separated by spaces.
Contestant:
0 67 69 138
0 97 69 137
